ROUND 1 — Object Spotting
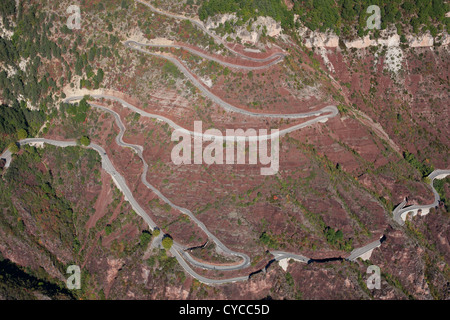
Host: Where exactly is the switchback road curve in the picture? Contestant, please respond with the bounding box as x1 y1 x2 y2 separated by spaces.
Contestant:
123 40 326 120
65 94 339 142
126 41 285 70
60 94 386 279
393 170 450 226
1 135 390 285
61 94 338 272
0 1 408 284
2 138 250 284
134 0 286 63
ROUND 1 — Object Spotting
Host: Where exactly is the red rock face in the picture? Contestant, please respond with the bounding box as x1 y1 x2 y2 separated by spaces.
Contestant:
36 41 447 298
327 46 449 169
1 0 449 300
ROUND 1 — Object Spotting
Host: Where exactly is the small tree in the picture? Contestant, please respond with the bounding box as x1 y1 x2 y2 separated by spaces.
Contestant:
17 129 27 140
139 230 152 249
8 142 19 154
162 235 173 251
79 136 90 146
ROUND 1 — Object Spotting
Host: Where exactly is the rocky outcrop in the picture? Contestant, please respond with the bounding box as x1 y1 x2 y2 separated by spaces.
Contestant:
344 35 374 49
255 16 282 38
205 13 237 30
344 34 401 48
440 34 450 46
298 27 339 48
407 32 434 47
205 14 282 45
298 23 448 49
0 17 14 40
377 34 401 47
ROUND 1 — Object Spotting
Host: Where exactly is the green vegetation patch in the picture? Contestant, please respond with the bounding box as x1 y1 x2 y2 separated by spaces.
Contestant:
199 0 295 29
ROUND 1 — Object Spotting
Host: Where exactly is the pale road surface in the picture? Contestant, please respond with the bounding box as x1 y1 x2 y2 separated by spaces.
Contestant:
65 94 339 142
271 251 310 263
0 0 419 284
124 41 327 120
1 149 11 169
3 138 249 284
126 41 284 70
3 136 431 284
271 235 384 263
346 237 383 261
63 97 381 278
85 103 252 271
133 0 286 63
150 232 163 250
0 100 386 284
393 169 450 226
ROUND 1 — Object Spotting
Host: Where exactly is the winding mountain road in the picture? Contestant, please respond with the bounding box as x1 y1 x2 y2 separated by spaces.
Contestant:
65 94 338 142
393 170 450 226
58 0 341 280
4 138 249 284
1 136 390 285
86 102 252 270
61 94 387 274
346 237 384 262
133 0 286 64
60 95 339 272
126 41 284 70
271 251 310 264
124 41 328 120
0 0 420 285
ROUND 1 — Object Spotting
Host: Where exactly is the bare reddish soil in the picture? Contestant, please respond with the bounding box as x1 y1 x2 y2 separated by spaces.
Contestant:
1 0 449 300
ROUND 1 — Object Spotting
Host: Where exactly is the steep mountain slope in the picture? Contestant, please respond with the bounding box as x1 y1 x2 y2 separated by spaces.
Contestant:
0 0 448 299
